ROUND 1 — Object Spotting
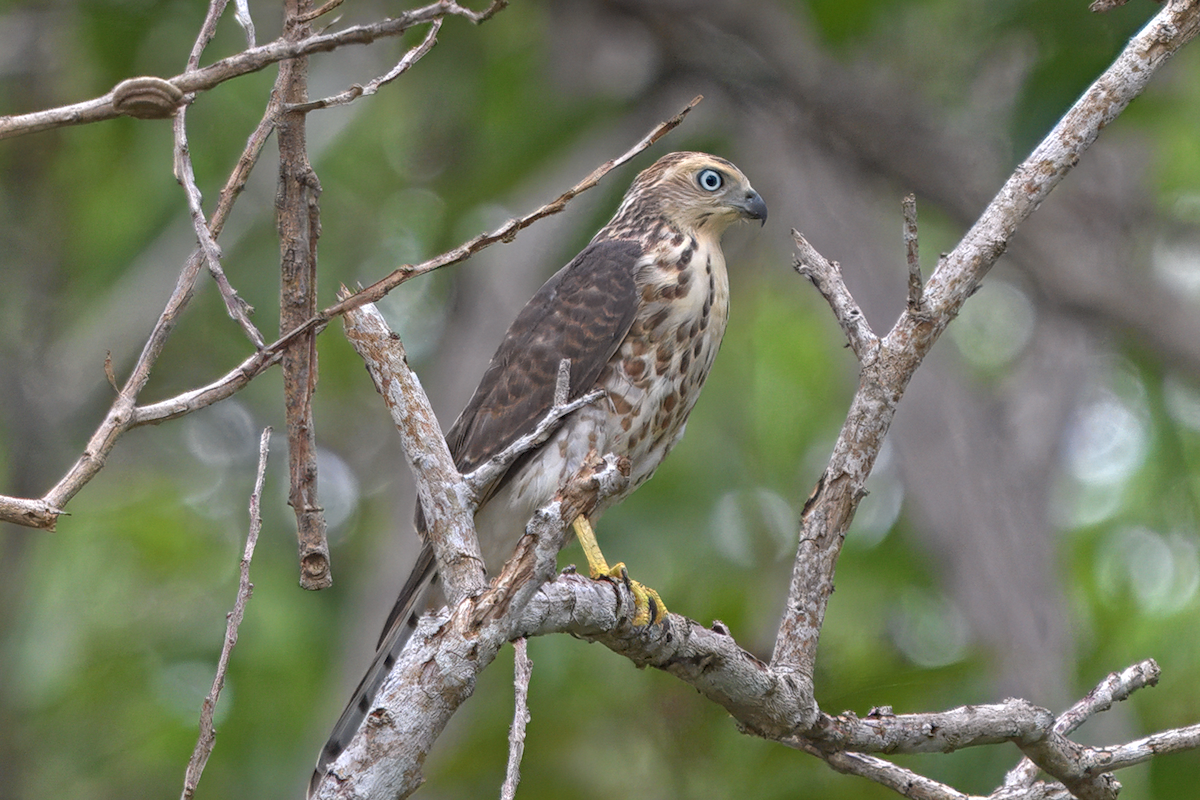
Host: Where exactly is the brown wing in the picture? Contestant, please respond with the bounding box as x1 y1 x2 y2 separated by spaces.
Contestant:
447 238 642 479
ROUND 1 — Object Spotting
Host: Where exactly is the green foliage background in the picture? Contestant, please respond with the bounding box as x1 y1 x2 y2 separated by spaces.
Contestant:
2 1 1200 798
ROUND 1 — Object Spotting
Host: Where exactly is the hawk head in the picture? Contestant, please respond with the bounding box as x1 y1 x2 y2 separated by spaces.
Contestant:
620 151 767 237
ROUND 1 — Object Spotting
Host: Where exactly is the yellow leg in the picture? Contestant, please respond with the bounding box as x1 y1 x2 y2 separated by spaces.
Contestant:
572 515 666 626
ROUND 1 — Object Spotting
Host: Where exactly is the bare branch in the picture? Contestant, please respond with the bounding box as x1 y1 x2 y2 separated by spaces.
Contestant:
289 19 443 112
340 296 486 604
278 0 332 589
902 193 924 314
0 0 508 140
500 638 532 800
0 495 63 530
789 741 975 800
173 104 263 348
1005 660 1161 788
1081 721 1200 773
319 94 702 321
772 0 1200 686
180 427 269 799
187 0 232 70
791 229 878 363
315 454 627 800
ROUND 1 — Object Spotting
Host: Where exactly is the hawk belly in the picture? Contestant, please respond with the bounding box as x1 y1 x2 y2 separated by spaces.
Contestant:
473 236 730 573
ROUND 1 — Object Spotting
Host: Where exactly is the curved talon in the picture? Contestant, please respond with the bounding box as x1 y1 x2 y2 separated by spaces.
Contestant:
572 515 667 626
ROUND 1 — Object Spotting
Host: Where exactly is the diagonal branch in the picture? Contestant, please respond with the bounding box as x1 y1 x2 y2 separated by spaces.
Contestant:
179 426 270 800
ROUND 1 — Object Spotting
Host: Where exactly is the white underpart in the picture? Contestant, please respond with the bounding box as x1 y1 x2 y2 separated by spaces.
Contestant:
473 233 730 574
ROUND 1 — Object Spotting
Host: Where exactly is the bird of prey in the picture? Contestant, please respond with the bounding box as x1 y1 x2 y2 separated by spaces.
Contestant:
311 151 766 792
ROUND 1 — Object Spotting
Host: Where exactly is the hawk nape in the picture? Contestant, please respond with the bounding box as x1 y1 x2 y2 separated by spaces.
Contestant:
311 151 766 793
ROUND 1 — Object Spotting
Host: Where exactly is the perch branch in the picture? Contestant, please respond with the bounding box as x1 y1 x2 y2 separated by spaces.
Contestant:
312 454 628 800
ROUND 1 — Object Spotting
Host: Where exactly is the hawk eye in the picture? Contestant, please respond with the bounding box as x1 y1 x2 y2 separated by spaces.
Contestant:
697 168 723 192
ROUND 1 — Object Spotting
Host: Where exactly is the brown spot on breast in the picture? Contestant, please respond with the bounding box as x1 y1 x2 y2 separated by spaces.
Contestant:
671 233 685 247
663 392 678 412
620 416 633 432
680 348 691 372
610 393 633 415
624 357 646 379
656 344 672 373
692 339 703 358
679 247 693 265
647 308 670 332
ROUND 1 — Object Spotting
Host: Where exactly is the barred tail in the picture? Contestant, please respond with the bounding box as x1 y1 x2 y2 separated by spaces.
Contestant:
309 544 438 797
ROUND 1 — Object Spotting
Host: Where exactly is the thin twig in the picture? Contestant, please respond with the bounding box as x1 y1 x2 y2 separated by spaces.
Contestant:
173 107 264 348
180 427 270 800
501 638 533 800
288 18 442 112
791 229 878 364
1004 659 1161 788
187 0 231 70
319 94 703 321
297 0 344 24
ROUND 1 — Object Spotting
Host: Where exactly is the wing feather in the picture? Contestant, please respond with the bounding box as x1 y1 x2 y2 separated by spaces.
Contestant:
448 238 642 481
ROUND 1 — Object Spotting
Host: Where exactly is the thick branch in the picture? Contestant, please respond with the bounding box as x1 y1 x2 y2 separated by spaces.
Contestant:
340 297 485 604
314 455 628 799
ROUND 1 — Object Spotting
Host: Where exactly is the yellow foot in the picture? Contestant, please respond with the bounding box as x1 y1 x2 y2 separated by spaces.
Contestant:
609 563 667 626
572 516 667 626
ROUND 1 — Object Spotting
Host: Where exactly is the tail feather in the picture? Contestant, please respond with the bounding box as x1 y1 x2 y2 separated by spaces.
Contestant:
309 544 438 798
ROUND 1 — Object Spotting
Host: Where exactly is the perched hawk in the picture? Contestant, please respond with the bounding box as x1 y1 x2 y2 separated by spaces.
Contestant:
312 151 766 791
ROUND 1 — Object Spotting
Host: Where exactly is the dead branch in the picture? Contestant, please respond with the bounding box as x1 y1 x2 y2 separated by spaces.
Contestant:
180 427 270 799
500 638 532 800
312 455 628 799
340 297 486 603
769 0 1200 691
0 0 506 140
278 0 332 589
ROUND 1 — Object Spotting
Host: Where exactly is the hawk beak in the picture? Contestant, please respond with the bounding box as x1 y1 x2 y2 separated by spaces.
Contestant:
735 190 768 226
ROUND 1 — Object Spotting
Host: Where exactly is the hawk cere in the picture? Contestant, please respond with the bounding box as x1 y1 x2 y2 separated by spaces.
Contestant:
312 152 767 791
